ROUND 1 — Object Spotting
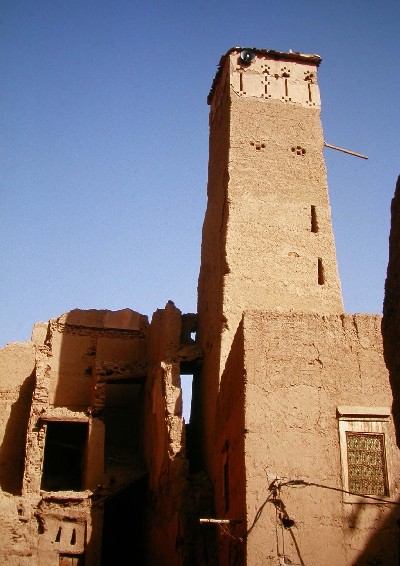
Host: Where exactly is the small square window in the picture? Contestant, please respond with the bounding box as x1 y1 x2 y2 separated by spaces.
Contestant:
337 406 392 503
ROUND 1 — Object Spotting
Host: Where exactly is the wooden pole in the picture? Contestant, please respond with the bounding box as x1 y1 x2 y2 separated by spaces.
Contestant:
324 141 368 160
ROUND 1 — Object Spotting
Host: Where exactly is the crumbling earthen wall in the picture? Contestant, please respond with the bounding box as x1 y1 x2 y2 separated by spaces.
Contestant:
0 341 35 495
0 339 36 563
143 301 203 565
0 309 150 565
0 304 204 565
241 311 400 565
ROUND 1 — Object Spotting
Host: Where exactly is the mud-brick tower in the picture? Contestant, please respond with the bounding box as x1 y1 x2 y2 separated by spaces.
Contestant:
195 48 343 470
193 49 400 566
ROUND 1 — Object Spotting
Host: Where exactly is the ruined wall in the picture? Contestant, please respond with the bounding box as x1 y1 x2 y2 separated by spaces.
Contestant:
242 311 400 566
0 304 204 566
143 301 203 565
0 309 149 565
0 338 36 563
0 341 35 495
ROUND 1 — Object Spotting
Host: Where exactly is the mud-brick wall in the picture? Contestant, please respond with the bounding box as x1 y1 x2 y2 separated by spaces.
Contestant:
213 322 247 565
0 341 35 495
0 340 36 563
242 311 400 566
143 302 194 566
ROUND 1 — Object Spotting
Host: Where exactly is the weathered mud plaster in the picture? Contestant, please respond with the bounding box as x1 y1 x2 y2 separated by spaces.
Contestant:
242 312 399 566
143 301 206 565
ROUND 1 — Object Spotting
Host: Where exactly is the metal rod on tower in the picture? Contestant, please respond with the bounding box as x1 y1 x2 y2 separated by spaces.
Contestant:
324 141 368 160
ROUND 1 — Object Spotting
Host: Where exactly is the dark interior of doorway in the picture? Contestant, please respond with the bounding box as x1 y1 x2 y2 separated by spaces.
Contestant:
101 475 147 565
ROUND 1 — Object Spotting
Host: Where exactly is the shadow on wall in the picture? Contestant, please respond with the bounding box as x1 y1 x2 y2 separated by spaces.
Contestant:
351 501 400 565
0 371 35 494
363 174 400 566
382 176 400 447
214 321 247 564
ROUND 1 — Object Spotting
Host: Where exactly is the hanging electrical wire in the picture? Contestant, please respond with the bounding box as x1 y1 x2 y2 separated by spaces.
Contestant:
279 478 400 504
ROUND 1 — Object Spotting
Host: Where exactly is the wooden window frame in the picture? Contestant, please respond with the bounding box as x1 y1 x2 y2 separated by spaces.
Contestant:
337 406 392 503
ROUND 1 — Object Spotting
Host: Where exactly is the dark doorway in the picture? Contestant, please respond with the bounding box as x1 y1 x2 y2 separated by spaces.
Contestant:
101 476 147 565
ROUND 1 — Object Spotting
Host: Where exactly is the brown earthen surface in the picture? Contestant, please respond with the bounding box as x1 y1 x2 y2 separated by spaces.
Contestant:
242 311 399 566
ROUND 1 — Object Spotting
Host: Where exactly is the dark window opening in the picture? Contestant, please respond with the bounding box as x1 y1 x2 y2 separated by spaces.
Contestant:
41 422 88 491
311 205 318 233
318 258 325 285
103 383 142 474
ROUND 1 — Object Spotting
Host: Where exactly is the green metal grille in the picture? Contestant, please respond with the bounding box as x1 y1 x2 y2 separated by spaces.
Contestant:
346 432 388 496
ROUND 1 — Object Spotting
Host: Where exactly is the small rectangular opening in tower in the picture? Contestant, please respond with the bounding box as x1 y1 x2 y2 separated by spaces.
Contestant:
311 205 318 233
318 258 325 285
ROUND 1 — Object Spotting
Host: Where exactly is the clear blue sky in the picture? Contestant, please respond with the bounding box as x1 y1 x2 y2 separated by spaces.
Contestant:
1 0 399 350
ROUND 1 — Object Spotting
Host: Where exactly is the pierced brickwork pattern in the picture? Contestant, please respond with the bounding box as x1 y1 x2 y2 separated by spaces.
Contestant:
346 433 388 495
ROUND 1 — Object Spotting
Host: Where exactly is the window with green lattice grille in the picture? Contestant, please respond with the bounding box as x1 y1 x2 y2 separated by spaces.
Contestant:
345 432 388 496
337 406 392 503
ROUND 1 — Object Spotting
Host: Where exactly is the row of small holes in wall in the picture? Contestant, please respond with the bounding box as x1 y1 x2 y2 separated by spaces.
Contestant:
292 146 306 156
250 141 265 150
248 143 306 155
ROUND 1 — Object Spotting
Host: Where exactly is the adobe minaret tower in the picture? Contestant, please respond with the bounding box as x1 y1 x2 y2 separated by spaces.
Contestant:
195 47 344 471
